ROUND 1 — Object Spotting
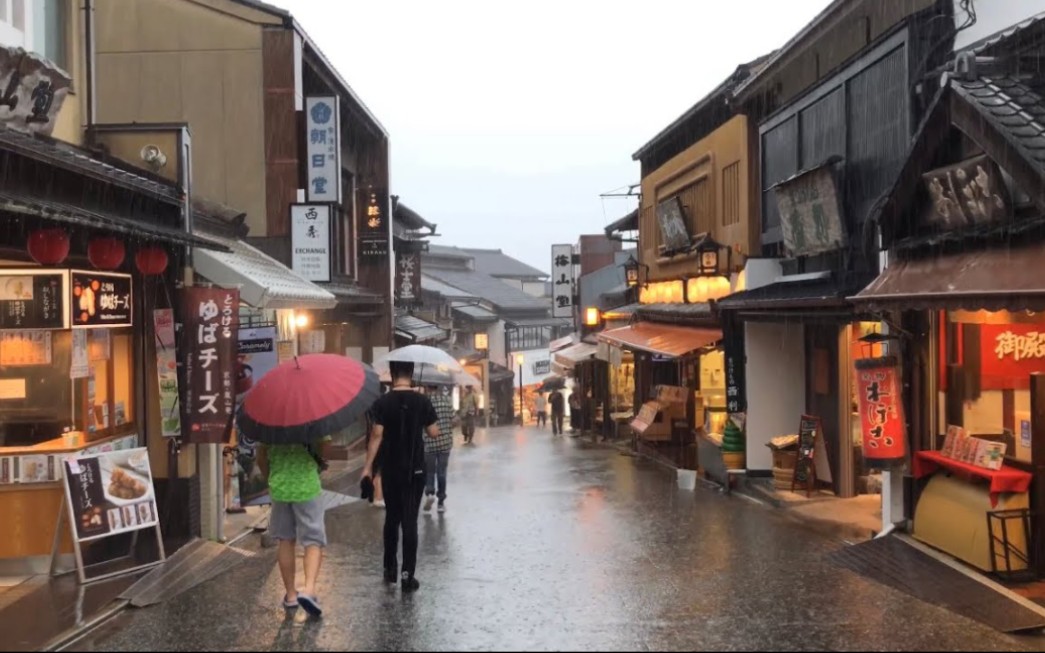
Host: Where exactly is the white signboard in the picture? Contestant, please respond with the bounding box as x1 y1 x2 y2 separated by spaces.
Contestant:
62 448 158 543
551 244 574 319
291 204 331 282
305 96 341 203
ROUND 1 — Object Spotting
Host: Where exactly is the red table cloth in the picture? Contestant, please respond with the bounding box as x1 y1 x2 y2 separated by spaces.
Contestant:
913 450 1033 507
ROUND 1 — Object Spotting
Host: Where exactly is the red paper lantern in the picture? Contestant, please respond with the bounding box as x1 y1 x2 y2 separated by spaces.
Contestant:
87 237 126 271
135 246 169 276
27 228 70 266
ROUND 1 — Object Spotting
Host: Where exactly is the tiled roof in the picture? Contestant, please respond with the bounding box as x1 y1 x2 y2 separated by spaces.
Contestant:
964 12 1045 55
462 248 548 280
425 244 472 260
425 268 550 312
421 274 476 300
452 304 498 322
951 75 1045 177
395 315 446 344
717 277 864 311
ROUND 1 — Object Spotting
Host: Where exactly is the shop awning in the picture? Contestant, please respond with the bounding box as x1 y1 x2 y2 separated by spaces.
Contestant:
598 322 721 358
550 334 577 353
852 243 1045 312
0 189 227 251
193 232 337 310
394 315 446 344
554 342 597 369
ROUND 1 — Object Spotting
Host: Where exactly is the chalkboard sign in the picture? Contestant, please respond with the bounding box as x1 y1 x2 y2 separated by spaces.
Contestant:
0 271 68 330
655 196 691 253
792 414 822 496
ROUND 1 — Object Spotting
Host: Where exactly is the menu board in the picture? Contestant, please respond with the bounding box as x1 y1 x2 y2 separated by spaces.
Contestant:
71 271 132 328
62 447 158 543
0 331 53 366
0 454 63 485
0 271 68 329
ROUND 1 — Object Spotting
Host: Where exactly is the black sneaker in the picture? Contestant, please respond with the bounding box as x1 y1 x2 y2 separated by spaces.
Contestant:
401 573 420 593
384 567 398 584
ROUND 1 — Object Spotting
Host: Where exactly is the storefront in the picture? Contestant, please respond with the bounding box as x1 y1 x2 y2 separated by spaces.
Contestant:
0 130 221 571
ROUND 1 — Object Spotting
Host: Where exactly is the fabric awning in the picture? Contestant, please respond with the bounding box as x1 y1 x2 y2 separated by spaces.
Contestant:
394 315 446 344
193 232 337 310
852 243 1045 311
554 342 597 369
598 322 721 358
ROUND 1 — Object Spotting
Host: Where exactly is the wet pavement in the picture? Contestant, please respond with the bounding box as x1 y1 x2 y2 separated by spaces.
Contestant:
73 426 1044 651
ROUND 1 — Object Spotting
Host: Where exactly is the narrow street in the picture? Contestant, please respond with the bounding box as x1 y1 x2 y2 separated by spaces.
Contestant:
75 427 1038 652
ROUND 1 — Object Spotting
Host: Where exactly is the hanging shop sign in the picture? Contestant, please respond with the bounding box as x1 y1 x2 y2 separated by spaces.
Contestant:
305 95 342 203
62 448 159 543
854 356 907 467
655 196 691 254
71 271 132 328
979 323 1045 390
359 190 389 259
395 250 422 307
154 309 182 438
290 204 332 283
180 287 239 444
773 162 846 258
532 359 551 377
922 154 1010 231
723 325 746 414
235 326 279 505
551 244 575 319
0 46 72 136
0 269 69 329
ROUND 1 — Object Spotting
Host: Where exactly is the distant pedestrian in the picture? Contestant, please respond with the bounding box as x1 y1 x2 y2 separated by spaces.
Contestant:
364 408 385 509
548 389 565 436
460 385 479 444
258 435 331 618
424 385 455 514
535 392 548 429
569 392 582 433
363 361 439 592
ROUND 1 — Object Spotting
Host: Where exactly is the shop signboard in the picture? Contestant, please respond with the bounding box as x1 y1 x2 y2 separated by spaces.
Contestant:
922 154 1010 230
655 195 691 254
71 271 132 328
980 323 1045 390
723 325 746 414
532 359 551 377
395 250 421 307
61 448 158 543
0 269 68 329
854 356 907 468
153 309 181 437
290 204 331 283
0 46 73 136
773 163 846 258
1 330 52 366
359 189 389 260
235 327 278 506
180 287 239 444
551 244 574 319
305 96 341 203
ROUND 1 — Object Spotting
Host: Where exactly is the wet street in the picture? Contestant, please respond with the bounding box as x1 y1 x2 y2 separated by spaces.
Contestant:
75 426 1041 652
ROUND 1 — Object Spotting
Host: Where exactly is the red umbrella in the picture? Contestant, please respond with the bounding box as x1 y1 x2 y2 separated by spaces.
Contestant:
237 354 380 445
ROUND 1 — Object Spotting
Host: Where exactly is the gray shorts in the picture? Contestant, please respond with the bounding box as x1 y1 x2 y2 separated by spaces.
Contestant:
269 498 327 548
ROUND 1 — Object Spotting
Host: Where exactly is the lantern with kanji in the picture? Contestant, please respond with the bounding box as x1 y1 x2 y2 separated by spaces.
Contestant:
27 228 70 265
855 355 907 467
87 237 126 271
135 245 169 276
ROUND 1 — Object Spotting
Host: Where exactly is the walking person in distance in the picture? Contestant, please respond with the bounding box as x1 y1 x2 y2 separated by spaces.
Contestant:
363 361 440 592
423 385 455 514
548 388 565 436
459 385 479 444
535 392 548 429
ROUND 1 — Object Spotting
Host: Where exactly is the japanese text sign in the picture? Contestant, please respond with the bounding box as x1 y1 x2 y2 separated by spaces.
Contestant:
551 244 574 319
0 270 68 329
855 356 906 467
655 196 691 253
922 154 1010 230
291 204 331 282
980 323 1045 390
305 96 341 203
180 287 239 444
62 448 158 543
72 271 133 328
395 250 421 306
774 164 846 258
0 46 72 136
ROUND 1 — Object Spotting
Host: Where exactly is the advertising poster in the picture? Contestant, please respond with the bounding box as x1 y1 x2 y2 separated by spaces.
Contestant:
71 271 132 328
153 309 181 437
70 329 89 379
62 448 158 543
180 287 239 444
235 327 278 506
0 270 67 329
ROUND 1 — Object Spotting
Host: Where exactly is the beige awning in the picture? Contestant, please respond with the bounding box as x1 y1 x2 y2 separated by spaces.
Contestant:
598 322 721 358
553 342 597 369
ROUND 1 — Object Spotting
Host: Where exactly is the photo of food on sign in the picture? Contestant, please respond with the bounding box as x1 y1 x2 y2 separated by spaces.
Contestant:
63 448 158 542
71 273 132 327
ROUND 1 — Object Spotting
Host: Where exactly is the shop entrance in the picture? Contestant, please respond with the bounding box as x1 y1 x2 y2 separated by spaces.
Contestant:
805 323 842 494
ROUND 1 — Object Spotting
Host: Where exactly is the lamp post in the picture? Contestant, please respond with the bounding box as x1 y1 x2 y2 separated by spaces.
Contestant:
474 332 490 429
516 353 525 426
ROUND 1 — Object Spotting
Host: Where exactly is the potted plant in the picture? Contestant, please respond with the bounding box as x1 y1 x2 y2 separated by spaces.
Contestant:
721 417 746 470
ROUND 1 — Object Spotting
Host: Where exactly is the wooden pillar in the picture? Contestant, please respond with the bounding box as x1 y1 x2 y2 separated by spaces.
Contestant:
1029 373 1045 578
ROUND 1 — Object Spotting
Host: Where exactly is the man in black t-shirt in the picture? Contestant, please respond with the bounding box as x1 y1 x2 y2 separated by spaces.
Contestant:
363 360 440 592
548 390 565 436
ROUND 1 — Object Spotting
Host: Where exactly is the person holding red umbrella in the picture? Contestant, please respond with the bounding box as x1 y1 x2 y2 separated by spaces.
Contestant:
238 353 381 618
362 360 440 592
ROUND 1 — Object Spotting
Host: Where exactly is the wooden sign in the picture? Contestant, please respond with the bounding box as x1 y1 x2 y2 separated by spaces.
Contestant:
922 154 1010 230
792 414 822 497
773 163 846 258
655 196 691 253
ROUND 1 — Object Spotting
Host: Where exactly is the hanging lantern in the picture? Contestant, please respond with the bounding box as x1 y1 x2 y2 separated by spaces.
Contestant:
87 237 126 271
135 246 169 276
27 228 70 266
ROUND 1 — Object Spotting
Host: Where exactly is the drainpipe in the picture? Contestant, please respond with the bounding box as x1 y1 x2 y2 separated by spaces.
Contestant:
83 0 97 130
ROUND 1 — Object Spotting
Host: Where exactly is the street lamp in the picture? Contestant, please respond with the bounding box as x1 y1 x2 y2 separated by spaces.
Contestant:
516 353 525 426
474 332 491 429
583 307 601 328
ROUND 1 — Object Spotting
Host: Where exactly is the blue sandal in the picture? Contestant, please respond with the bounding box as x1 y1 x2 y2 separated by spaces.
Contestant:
297 594 322 618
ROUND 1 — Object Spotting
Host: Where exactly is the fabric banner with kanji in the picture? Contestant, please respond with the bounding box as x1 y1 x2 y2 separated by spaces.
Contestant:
180 287 239 444
854 355 907 468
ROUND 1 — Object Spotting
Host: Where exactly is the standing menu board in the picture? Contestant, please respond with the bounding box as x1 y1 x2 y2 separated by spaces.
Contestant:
0 270 68 329
62 447 158 543
792 415 822 497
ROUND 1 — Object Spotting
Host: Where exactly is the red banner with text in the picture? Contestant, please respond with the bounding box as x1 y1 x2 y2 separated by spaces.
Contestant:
855 356 906 468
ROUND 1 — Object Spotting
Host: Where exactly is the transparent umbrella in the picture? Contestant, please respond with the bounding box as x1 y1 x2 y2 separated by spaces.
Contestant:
373 344 466 384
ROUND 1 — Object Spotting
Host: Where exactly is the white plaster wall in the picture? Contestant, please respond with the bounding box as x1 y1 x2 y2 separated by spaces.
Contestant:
745 321 806 471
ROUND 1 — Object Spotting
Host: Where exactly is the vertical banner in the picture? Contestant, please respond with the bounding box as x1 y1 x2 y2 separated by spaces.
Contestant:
290 204 332 282
723 320 747 414
359 189 389 259
153 309 182 437
305 95 341 203
551 244 574 319
180 287 239 444
395 250 421 307
235 327 279 506
855 355 907 468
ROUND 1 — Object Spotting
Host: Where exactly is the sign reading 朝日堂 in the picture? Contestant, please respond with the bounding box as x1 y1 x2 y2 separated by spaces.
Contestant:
305 96 341 203
180 287 239 444
551 244 574 319
291 204 331 283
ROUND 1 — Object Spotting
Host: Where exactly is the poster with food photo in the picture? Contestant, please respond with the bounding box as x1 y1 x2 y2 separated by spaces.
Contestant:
62 447 158 543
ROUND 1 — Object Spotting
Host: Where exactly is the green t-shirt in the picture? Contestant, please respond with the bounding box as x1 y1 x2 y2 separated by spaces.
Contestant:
264 441 328 503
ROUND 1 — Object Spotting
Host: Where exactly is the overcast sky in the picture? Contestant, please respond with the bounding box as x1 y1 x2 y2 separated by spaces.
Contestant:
281 0 833 273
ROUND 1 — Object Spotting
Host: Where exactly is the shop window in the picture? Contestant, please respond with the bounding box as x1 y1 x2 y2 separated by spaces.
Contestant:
721 162 741 227
938 311 1040 465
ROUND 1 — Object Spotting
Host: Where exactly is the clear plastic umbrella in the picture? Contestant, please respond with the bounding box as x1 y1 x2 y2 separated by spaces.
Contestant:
373 344 466 384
